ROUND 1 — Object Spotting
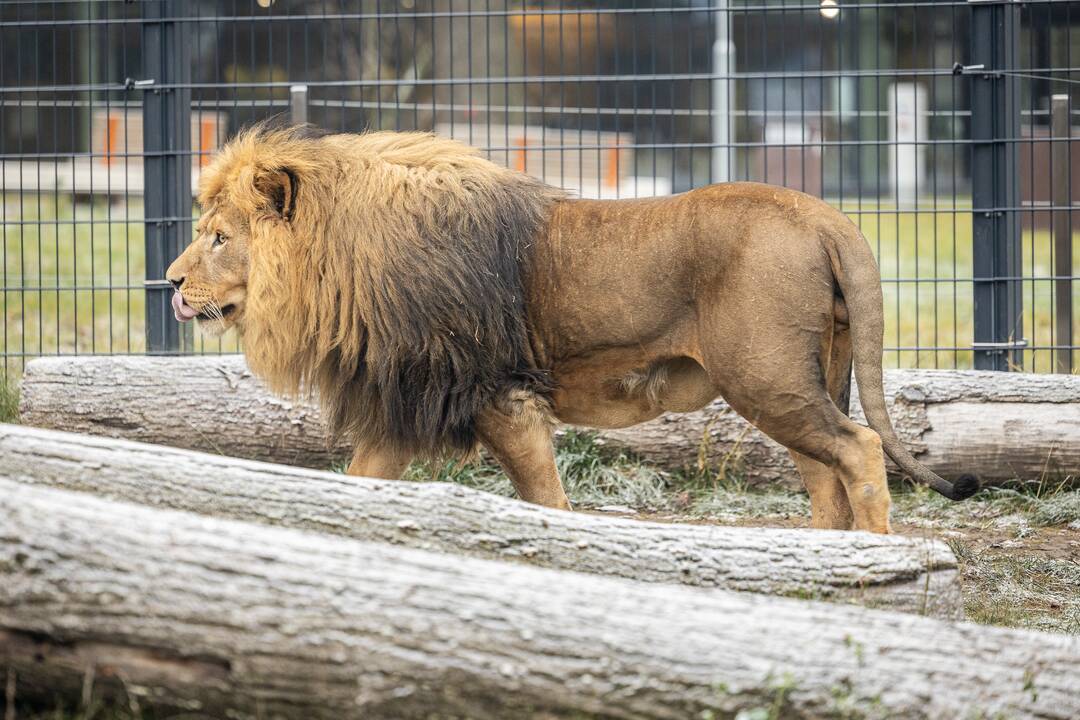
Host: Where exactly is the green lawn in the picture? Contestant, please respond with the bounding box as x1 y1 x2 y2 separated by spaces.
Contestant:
847 199 1080 373
1 195 238 379
3 194 1078 380
2 195 146 362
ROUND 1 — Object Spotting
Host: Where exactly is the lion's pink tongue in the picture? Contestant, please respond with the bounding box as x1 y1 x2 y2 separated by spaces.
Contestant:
172 291 199 322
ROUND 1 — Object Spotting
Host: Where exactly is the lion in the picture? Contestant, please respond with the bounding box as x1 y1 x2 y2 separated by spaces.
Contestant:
166 123 978 533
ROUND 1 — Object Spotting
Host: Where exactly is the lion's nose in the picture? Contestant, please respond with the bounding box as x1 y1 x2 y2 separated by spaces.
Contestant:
169 276 184 290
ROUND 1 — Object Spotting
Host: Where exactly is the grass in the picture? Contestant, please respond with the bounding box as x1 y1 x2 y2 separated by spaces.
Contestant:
0 372 18 422
2 195 148 365
897 480 1080 635
404 429 672 510
407 430 1080 529
886 481 1080 530
1 195 238 379
404 429 813 517
950 540 1080 634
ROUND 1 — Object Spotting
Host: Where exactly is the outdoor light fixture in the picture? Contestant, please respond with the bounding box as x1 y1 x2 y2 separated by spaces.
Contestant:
256 0 275 8
819 0 839 19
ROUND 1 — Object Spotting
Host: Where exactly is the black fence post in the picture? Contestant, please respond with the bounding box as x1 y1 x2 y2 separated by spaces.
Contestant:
1052 94 1073 373
969 0 1024 370
142 0 192 355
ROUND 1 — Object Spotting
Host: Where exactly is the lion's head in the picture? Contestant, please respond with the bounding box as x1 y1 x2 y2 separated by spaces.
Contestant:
165 194 252 335
167 123 562 456
166 127 315 337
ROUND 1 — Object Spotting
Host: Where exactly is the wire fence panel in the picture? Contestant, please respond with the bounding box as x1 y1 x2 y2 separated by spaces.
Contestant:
2 0 1078 384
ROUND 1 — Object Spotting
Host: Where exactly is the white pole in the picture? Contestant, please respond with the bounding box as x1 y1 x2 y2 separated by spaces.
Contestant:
712 0 734 184
290 84 309 125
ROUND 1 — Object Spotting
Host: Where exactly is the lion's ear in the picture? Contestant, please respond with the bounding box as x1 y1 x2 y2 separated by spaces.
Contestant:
254 168 298 221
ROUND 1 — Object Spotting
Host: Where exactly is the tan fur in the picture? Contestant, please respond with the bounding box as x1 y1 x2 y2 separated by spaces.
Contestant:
168 126 977 533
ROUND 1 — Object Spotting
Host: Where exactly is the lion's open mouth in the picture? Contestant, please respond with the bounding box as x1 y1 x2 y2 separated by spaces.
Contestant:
196 304 237 321
172 291 239 323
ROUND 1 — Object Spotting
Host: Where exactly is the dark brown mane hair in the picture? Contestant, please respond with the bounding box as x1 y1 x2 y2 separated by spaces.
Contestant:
198 123 564 456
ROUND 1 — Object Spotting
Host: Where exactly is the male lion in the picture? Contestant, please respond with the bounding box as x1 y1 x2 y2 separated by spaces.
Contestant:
166 124 977 533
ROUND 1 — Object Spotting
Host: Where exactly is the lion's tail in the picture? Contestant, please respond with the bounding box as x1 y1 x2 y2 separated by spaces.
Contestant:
828 223 980 501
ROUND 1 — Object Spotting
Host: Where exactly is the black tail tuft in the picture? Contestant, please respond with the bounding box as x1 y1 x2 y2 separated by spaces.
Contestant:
948 474 981 501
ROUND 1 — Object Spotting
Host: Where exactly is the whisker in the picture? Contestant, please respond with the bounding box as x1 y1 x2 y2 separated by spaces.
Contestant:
204 300 224 322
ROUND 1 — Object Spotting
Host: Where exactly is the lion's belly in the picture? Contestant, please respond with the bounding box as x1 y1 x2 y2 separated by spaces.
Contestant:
550 354 718 429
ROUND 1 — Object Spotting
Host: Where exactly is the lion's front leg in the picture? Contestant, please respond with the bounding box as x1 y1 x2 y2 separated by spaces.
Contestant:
346 441 414 480
477 393 571 510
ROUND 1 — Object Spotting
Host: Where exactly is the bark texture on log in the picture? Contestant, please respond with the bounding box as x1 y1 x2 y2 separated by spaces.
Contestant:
19 355 1080 487
2 479 1078 720
18 355 345 467
0 424 958 614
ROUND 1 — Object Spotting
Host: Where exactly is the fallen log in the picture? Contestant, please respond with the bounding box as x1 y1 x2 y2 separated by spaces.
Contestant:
605 368 1080 489
2 480 1078 720
0 423 959 615
19 355 1080 488
19 355 342 467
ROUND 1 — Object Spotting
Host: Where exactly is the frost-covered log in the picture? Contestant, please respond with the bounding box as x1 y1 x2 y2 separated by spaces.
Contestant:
0 424 958 614
2 479 1078 720
19 355 345 468
19 355 1080 487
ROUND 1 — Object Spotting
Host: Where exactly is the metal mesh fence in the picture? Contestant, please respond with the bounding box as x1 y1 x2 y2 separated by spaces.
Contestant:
2 0 1079 383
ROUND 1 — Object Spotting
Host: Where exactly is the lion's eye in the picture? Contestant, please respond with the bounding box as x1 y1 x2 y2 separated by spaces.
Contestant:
212 233 227 248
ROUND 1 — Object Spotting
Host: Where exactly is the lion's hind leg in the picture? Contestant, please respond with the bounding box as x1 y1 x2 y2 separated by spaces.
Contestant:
698 295 890 533
791 451 854 530
793 309 857 530
477 390 571 510
728 384 890 534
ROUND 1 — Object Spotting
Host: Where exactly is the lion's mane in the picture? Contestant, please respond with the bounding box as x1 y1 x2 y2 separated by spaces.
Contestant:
198 124 564 455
